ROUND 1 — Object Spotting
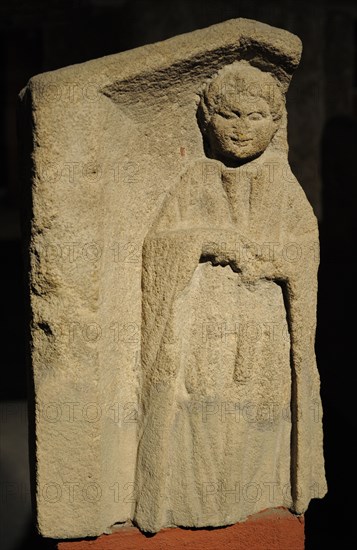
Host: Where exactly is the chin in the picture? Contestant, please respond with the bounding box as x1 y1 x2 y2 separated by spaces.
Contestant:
218 148 265 167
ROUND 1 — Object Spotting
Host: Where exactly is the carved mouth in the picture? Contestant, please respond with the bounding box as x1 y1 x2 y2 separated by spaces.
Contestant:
231 137 252 143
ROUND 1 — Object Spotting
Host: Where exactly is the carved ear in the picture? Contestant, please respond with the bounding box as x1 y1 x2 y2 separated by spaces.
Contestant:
195 100 215 160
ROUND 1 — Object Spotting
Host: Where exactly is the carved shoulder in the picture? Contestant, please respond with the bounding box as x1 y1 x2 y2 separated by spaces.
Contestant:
282 167 318 239
149 158 232 234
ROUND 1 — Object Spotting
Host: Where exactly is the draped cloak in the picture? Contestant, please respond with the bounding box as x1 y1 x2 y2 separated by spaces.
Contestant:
133 151 327 532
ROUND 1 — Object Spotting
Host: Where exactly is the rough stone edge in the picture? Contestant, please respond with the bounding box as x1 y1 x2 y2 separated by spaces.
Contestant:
20 18 302 95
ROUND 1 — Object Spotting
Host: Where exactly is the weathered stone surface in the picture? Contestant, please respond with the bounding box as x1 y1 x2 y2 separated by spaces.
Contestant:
19 17 327 539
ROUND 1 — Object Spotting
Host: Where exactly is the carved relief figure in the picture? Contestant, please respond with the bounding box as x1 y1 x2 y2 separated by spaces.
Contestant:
134 60 327 533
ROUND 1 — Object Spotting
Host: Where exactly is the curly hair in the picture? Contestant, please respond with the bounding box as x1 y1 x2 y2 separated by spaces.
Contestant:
198 61 286 137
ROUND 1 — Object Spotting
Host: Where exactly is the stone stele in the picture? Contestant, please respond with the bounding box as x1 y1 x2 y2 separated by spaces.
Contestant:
19 17 327 539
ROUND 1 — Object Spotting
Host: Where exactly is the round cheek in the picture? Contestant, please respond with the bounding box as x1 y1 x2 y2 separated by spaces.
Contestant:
208 119 232 149
261 119 276 138
211 117 229 138
250 121 275 146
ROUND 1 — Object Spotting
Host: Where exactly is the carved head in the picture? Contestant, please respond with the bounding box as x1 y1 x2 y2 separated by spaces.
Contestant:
198 61 285 165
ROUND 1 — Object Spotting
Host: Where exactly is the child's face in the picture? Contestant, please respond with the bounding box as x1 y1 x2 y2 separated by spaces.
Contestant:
207 91 278 164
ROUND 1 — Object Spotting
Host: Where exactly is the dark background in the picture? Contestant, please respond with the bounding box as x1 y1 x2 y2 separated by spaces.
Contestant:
1 0 356 548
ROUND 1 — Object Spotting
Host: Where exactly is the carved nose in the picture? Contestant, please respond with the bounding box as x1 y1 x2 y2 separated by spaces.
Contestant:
232 118 248 133
231 126 249 140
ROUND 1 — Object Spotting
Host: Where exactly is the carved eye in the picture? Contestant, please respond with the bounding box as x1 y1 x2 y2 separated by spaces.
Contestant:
247 112 264 121
218 111 234 120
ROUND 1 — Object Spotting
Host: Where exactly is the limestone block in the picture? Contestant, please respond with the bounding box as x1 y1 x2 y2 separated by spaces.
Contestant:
18 17 327 538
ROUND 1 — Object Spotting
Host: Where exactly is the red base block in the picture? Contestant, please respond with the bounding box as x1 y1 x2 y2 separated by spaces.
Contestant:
56 508 304 550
